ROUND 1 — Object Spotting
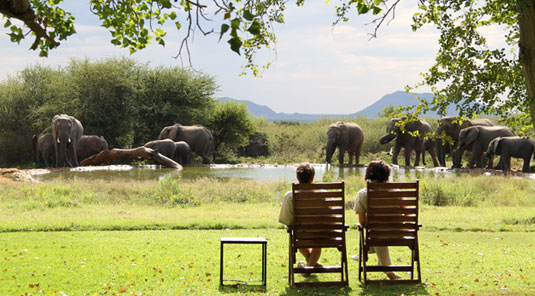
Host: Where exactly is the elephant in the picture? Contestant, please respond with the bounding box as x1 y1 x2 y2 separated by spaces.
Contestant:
379 118 438 167
158 124 213 164
325 121 364 166
76 135 108 162
32 132 55 168
435 116 494 167
456 125 516 169
174 141 191 165
486 136 534 172
144 139 191 165
52 114 84 167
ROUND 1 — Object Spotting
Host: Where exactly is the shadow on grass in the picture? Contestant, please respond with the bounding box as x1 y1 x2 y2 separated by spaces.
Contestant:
357 283 428 295
218 284 267 294
278 282 428 296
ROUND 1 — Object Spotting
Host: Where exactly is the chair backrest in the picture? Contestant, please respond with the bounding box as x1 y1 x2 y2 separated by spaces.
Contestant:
365 180 419 247
291 181 345 249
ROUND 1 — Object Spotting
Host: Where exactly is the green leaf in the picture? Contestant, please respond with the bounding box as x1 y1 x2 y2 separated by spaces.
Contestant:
247 20 261 35
228 37 242 55
357 3 370 14
4 19 11 28
372 6 382 15
243 10 254 21
231 18 240 29
219 24 230 41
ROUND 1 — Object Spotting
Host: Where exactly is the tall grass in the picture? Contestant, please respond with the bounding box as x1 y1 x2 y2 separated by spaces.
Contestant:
2 174 535 209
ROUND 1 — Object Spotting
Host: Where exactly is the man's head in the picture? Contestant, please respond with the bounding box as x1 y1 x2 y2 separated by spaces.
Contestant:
296 163 315 184
365 160 391 182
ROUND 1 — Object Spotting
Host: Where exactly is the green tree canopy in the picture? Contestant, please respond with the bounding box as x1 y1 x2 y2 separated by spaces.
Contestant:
207 100 255 161
0 57 218 166
2 0 535 132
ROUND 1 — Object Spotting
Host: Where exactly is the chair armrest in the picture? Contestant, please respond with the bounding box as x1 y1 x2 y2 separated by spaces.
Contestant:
286 226 294 233
357 224 364 231
418 224 423 229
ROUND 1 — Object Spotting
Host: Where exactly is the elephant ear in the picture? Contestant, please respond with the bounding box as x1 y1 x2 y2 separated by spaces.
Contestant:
464 127 479 146
168 126 179 140
493 138 502 155
159 126 172 139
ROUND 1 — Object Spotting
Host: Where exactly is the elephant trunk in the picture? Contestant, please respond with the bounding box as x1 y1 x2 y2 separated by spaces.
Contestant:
326 140 336 164
379 133 396 145
58 138 73 167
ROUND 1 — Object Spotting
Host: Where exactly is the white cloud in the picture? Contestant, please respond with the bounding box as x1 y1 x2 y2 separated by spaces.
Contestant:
0 1 441 114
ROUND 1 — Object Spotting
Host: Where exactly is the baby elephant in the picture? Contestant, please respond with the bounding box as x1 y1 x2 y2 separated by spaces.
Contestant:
144 139 191 165
486 136 535 172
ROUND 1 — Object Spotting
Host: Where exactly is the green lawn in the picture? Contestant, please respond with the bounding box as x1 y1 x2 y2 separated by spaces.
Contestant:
1 229 534 295
1 175 535 295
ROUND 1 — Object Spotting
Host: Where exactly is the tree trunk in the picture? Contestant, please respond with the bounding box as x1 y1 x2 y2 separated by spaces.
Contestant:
519 2 535 132
80 147 183 169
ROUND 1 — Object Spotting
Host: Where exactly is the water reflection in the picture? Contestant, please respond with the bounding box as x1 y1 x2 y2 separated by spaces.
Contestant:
32 163 464 183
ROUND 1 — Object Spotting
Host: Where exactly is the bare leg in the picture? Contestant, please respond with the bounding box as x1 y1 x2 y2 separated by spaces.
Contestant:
298 248 322 266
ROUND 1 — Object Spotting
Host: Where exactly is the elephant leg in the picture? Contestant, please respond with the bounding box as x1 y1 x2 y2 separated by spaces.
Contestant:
469 149 480 168
338 150 345 165
348 152 354 166
404 146 412 167
413 150 421 167
500 153 510 171
201 154 211 164
71 142 80 167
43 154 49 168
392 146 401 165
355 142 362 166
429 148 439 167
452 149 462 168
485 154 493 169
522 156 531 173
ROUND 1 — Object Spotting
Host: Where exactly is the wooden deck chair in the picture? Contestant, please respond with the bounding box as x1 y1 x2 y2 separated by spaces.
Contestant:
358 180 422 284
288 181 349 287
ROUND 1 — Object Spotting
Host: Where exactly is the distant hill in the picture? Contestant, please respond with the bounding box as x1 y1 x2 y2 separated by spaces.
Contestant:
219 91 460 122
355 91 460 118
218 97 347 122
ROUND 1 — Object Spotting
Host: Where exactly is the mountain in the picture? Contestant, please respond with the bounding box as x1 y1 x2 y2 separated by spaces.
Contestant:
218 97 347 121
355 91 460 118
219 91 460 122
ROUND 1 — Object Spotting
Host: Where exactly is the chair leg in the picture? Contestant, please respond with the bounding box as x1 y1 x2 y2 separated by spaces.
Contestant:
411 247 415 281
344 249 349 284
416 241 422 283
358 241 362 282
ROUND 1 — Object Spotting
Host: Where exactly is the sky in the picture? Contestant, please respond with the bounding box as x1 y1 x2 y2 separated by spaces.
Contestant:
0 2 460 114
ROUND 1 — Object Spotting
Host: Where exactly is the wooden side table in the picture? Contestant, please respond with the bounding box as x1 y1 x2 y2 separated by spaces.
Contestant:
220 237 267 287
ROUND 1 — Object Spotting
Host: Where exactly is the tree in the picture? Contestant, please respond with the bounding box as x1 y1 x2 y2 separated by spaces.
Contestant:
207 100 255 161
0 0 287 75
3 0 535 131
337 0 535 134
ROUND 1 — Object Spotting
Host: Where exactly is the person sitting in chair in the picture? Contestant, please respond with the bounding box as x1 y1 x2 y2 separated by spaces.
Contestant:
279 163 322 276
352 160 402 280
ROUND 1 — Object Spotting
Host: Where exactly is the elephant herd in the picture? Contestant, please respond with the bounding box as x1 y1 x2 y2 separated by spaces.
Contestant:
326 117 535 173
32 114 214 168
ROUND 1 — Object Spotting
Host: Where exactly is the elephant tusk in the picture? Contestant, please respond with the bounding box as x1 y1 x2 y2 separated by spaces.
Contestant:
68 138 71 143
57 138 60 144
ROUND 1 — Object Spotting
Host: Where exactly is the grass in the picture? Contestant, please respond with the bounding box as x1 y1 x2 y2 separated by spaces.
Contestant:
2 174 535 294
1 230 534 295
2 175 535 232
